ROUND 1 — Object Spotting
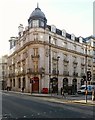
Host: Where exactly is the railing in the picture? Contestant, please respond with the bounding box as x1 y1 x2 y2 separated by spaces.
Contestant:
52 69 57 75
8 73 15 77
21 69 26 75
88 64 91 67
73 61 78 64
80 73 85 77
63 71 69 76
31 55 40 58
63 58 69 63
52 57 57 60
73 72 78 77
81 63 85 66
27 68 32 74
39 67 45 74
27 67 45 75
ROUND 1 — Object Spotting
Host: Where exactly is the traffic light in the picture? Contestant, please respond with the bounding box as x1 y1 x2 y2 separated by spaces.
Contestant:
82 75 86 81
87 71 92 81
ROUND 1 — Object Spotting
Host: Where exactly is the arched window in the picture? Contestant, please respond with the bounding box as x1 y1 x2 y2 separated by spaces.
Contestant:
51 25 56 33
79 37 83 43
71 34 75 40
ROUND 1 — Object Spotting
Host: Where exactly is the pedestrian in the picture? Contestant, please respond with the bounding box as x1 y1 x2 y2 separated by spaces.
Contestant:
61 87 63 95
62 89 66 99
22 87 24 93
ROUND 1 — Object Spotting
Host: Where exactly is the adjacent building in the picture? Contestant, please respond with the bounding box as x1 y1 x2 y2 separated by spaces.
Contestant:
0 55 8 90
7 5 93 94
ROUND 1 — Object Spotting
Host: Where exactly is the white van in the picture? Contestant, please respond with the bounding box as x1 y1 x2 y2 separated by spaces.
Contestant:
77 85 95 94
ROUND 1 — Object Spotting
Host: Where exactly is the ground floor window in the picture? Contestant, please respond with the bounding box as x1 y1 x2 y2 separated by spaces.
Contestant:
13 79 15 87
72 79 77 93
23 77 25 88
50 77 58 93
10 79 12 88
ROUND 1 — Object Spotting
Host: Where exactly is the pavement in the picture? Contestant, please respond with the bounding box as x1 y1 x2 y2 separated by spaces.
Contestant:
31 93 95 105
2 90 95 105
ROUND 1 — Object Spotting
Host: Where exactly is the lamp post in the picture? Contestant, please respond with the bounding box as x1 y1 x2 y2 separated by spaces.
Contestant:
85 43 88 103
79 36 88 103
49 36 51 93
57 56 60 95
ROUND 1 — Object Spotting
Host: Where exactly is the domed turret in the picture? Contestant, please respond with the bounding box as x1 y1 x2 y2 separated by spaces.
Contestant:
28 3 47 28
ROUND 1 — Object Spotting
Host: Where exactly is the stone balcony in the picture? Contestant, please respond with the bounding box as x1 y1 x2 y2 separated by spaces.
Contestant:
63 71 69 76
63 58 69 63
73 72 78 77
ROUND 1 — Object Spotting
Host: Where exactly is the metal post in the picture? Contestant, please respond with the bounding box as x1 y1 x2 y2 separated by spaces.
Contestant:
85 44 88 103
57 56 60 95
49 36 51 94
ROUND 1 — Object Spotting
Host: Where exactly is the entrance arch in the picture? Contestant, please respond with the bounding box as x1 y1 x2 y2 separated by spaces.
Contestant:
72 79 77 93
50 77 58 93
63 78 68 93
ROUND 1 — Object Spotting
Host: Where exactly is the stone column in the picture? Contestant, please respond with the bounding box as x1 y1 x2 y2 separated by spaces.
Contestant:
15 77 18 91
21 76 23 91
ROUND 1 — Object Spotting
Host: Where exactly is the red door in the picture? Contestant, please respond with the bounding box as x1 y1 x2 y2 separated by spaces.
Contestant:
32 77 39 93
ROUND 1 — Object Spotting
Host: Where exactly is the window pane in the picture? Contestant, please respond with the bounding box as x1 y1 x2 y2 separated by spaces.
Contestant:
32 20 39 28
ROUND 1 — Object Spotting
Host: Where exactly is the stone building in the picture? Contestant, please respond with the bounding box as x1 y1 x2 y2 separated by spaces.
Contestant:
0 55 8 90
7 5 93 94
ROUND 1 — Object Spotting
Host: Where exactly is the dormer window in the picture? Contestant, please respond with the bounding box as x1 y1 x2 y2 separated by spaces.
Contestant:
41 21 44 27
51 25 56 33
32 20 39 28
71 34 75 40
79 37 83 43
62 29 66 37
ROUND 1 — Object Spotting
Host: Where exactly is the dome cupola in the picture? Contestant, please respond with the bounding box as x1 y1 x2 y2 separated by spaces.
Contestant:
28 3 47 28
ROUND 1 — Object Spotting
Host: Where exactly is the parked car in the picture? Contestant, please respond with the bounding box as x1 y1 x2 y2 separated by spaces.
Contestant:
77 85 95 94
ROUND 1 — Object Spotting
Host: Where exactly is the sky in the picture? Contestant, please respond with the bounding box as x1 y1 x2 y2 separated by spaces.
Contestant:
0 0 94 57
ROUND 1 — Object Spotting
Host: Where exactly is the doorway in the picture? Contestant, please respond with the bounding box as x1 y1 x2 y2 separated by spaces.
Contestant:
32 77 39 93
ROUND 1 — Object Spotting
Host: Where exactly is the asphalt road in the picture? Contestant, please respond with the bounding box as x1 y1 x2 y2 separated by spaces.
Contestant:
1 92 95 119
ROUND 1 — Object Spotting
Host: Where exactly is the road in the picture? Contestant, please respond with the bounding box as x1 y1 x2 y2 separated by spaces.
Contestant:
1 92 95 119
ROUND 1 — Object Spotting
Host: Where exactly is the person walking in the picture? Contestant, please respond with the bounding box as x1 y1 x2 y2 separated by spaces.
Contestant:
61 88 66 98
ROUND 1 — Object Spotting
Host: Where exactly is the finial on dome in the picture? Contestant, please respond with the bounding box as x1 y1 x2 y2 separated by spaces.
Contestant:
37 2 39 8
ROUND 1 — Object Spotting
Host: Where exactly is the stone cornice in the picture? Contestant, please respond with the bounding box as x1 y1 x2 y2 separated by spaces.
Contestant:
8 40 93 58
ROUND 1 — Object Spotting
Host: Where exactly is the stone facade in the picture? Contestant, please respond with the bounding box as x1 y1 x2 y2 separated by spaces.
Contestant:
0 55 8 90
7 5 93 94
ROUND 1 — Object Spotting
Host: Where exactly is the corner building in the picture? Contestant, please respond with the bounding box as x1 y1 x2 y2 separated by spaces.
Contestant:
7 5 93 94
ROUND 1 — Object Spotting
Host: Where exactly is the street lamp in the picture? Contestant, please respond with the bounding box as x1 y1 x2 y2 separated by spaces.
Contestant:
85 43 88 103
81 36 91 103
49 36 51 93
57 56 60 95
